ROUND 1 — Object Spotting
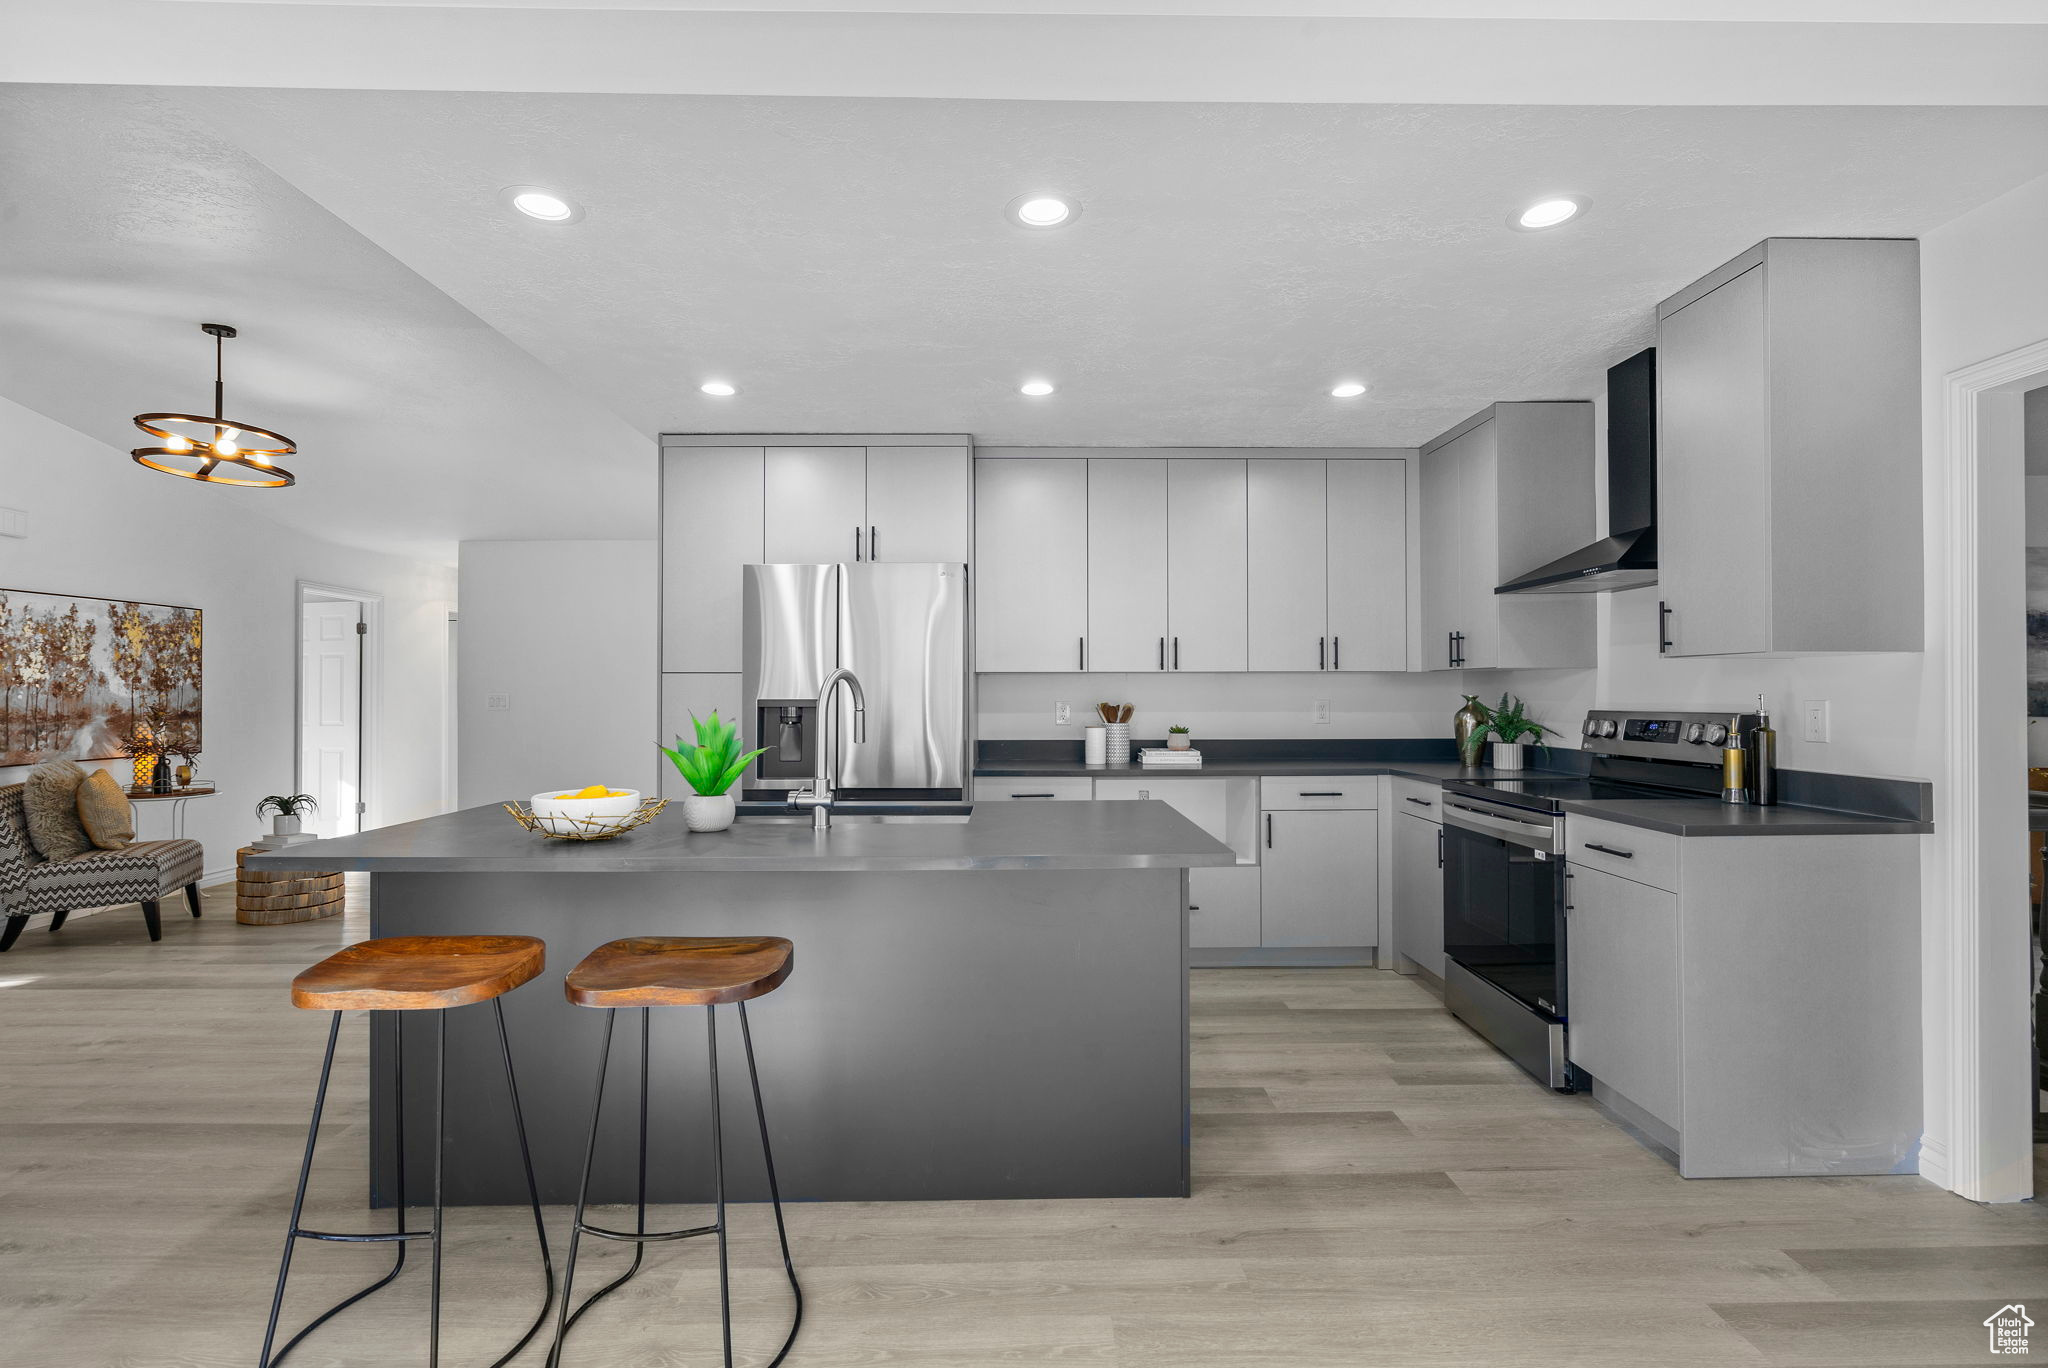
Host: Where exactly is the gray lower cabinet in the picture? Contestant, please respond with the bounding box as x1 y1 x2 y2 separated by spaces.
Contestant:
1563 863 1680 1130
1187 866 1261 949
1260 808 1378 947
1390 809 1444 978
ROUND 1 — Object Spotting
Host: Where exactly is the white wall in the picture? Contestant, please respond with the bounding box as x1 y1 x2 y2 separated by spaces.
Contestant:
456 540 659 808
0 395 455 885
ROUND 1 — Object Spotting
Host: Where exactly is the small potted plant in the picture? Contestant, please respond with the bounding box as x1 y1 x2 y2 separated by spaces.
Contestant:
1476 694 1548 772
659 711 766 833
1166 725 1192 752
256 793 318 836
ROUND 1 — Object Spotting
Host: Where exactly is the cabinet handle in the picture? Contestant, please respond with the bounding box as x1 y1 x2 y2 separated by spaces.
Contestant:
1299 791 1344 797
1188 905 1201 912
1011 792 1057 799
1406 796 1434 808
1318 636 1326 671
1159 636 1166 671
1583 842 1634 859
1658 601 1672 654
1448 632 1456 668
1079 637 1086 670
1173 636 1180 670
1453 632 1465 668
854 526 863 562
1332 635 1340 670
1437 825 1444 868
1266 813 1274 848
870 526 878 560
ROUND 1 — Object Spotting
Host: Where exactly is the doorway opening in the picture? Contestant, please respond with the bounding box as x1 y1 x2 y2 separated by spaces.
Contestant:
295 582 380 839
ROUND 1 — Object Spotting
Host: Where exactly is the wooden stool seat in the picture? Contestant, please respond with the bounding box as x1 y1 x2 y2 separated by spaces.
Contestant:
564 936 793 1008
291 935 546 1011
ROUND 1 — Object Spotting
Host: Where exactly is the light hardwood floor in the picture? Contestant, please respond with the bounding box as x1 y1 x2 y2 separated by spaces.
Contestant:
3 881 2045 1367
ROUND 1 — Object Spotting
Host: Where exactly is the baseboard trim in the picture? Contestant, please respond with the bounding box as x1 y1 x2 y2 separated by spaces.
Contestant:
1190 945 1377 968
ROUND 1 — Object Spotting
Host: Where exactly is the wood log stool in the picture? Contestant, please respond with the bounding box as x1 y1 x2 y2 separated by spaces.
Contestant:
260 935 555 1368
235 847 344 925
549 937 802 1368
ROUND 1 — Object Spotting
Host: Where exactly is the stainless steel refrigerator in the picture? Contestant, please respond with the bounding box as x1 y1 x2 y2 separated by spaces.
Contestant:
740 563 969 799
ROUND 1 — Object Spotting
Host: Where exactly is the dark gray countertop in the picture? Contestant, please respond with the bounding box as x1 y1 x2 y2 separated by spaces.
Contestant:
245 798 1238 874
975 758 1928 836
1557 797 1930 837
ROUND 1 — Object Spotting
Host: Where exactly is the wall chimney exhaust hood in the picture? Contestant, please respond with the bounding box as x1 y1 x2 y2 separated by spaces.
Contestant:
1497 347 1657 595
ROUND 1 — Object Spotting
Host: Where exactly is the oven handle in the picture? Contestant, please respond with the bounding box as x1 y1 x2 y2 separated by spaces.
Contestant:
1442 799 1558 853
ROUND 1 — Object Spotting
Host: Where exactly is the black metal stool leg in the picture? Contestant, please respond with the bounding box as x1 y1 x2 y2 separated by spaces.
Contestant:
548 1007 617 1368
708 1005 733 1368
486 997 556 1368
260 1011 342 1367
429 1008 446 1368
738 1000 805 1366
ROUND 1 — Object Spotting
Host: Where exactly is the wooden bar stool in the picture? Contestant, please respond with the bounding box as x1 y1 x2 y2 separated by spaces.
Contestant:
547 936 803 1368
261 935 555 1368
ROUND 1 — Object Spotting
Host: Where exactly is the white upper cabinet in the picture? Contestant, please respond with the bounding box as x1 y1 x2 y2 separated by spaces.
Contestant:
1655 238 1921 657
764 446 867 563
865 445 971 564
1418 404 1596 672
1326 459 1407 671
662 446 765 673
1167 459 1248 672
975 457 1089 672
763 444 971 565
1087 459 1170 672
1246 461 1330 672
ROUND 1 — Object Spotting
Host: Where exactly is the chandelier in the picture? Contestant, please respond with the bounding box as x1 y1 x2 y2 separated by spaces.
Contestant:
131 323 296 487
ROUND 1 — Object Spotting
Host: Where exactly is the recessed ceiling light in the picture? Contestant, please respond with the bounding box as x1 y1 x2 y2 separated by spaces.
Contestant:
1020 380 1055 396
1511 196 1586 232
1330 382 1367 399
700 381 737 397
501 185 584 223
1005 194 1080 229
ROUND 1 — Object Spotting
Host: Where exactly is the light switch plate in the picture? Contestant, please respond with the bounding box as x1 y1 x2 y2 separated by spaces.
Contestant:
1054 701 1071 726
1313 699 1331 725
1802 700 1830 743
0 506 25 539
485 692 511 712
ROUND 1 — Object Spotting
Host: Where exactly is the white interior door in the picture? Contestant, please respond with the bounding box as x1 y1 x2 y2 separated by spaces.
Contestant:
300 599 363 838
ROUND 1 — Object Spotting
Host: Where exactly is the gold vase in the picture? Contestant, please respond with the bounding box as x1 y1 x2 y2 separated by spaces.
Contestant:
1454 695 1491 769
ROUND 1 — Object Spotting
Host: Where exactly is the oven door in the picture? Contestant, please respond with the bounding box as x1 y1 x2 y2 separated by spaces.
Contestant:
1442 800 1568 1021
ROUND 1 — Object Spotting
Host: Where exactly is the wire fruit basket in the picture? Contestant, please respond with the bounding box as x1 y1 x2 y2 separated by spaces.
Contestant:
504 796 668 840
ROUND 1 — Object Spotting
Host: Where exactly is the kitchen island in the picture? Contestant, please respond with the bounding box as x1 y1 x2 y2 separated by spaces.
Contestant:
248 800 1234 1205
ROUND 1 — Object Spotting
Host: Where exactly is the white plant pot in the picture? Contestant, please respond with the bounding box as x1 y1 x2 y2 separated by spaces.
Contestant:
1167 734 1192 751
272 814 302 836
683 792 737 833
1490 742 1527 772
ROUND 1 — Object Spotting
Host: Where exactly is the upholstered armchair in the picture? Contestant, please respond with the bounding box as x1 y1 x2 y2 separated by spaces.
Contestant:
0 783 205 951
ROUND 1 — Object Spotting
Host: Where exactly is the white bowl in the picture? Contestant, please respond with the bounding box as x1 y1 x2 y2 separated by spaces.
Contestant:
530 788 641 834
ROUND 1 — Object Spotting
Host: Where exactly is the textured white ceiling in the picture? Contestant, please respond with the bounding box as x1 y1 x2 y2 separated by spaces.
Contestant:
0 86 650 560
194 91 2048 451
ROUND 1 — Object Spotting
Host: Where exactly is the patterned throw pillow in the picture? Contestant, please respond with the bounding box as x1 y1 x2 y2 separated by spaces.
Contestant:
23 759 93 861
75 768 135 850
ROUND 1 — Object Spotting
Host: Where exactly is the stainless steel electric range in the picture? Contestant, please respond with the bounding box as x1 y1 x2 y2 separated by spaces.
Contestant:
1439 707 1761 1090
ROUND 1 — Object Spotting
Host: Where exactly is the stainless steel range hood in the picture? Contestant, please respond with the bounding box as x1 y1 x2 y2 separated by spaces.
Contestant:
1497 347 1657 595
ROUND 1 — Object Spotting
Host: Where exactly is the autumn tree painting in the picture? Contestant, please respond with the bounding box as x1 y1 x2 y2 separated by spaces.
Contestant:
0 591 201 767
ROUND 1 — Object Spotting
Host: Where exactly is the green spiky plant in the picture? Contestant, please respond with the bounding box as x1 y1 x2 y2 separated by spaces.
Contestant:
658 711 768 797
1474 694 1549 747
1167 725 1190 735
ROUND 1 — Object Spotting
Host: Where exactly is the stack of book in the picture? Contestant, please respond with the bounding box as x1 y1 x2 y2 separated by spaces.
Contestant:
1138 747 1203 769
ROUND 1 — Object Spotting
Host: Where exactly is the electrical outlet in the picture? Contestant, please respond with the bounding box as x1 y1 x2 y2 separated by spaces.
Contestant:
485 692 511 713
1802 700 1830 743
1313 699 1331 725
1054 701 1072 726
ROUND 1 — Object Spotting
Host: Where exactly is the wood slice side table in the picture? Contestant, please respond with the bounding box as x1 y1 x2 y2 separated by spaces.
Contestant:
235 847 345 925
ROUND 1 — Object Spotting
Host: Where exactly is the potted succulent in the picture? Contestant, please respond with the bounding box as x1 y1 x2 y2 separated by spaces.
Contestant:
256 793 318 836
659 711 766 833
1475 694 1548 772
1166 725 1192 752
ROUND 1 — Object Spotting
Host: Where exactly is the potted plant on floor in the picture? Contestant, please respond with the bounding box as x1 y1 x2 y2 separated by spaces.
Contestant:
1476 694 1548 772
256 793 318 836
659 711 767 833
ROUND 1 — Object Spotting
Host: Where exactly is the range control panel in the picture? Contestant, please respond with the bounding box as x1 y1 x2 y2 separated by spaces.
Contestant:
1581 709 1765 764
